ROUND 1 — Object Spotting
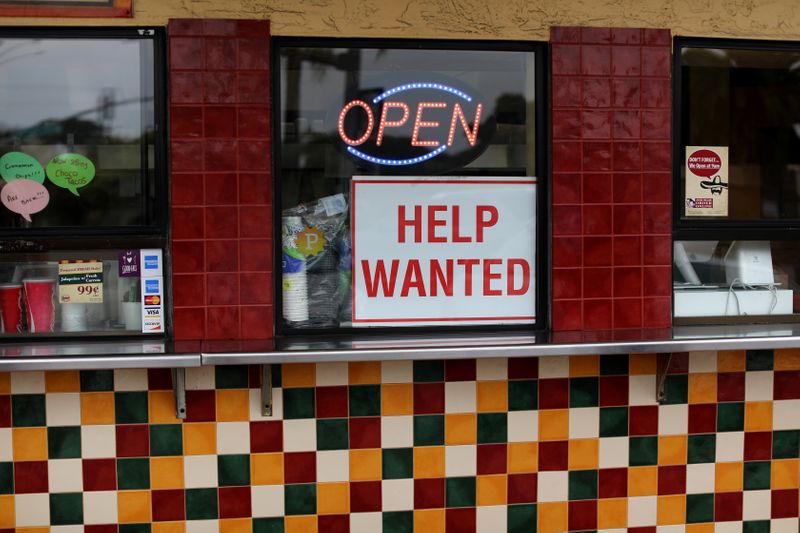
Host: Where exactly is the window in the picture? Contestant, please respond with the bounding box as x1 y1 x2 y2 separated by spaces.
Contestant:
275 38 546 332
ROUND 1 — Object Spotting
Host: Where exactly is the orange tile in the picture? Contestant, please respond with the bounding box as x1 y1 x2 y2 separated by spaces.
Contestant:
568 438 599 470
80 392 115 425
414 446 445 478
382 384 413 416
772 458 799 489
216 389 249 421
657 494 686 525
317 482 350 514
150 457 184 489
715 462 743 492
220 519 250 533
0 373 9 394
775 348 800 370
630 353 657 375
686 524 715 533
569 355 599 377
13 427 47 461
477 474 507 506
538 409 568 441
350 448 381 481
717 350 745 372
658 435 687 465
476 381 507 412
538 501 568 533
118 490 152 523
597 498 627 529
628 466 658 496
282 363 315 387
150 391 182 424
349 361 381 384
745 401 772 432
183 423 216 455
45 370 80 392
285 516 317 533
252 453 283 485
508 442 537 473
688 373 716 404
414 509 445 533
0 495 13 528
445 413 476 445
153 523 186 533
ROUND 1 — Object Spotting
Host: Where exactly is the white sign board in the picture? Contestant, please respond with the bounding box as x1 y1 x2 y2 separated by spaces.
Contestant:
351 176 536 326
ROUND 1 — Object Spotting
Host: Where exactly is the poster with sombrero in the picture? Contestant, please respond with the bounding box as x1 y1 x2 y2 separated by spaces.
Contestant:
685 146 729 217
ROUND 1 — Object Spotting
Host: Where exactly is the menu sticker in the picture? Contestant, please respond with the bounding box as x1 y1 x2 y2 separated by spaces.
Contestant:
118 250 140 278
46 153 96 196
685 146 729 217
1 179 49 222
58 261 103 304
0 152 45 183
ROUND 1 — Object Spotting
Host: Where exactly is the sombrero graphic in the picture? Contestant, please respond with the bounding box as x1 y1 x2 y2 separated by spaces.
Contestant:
699 175 728 195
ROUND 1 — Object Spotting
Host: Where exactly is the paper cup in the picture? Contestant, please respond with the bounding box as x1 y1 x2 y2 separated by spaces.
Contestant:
23 278 55 333
0 283 22 334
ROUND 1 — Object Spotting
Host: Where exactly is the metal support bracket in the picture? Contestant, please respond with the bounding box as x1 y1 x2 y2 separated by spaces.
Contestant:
172 368 186 419
656 352 673 404
261 364 273 417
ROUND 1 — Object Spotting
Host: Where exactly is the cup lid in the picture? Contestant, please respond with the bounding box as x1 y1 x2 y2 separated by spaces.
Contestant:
0 283 22 288
22 277 56 283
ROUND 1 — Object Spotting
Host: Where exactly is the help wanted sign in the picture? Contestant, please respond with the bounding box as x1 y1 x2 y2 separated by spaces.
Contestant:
351 176 537 326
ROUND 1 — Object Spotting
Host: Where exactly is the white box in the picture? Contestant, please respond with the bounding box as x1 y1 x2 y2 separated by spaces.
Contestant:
674 288 792 317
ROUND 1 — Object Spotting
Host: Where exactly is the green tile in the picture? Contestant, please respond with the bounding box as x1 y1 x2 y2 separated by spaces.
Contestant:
383 510 413 533
50 492 83 525
772 430 800 459
508 380 537 411
383 448 413 479
743 520 770 533
414 415 444 446
317 419 348 450
117 458 150 490
216 365 249 389
743 461 771 491
686 493 714 523
568 469 598 500
687 434 716 464
717 402 744 432
12 394 45 427
80 370 114 392
285 483 316 515
446 476 476 507
120 525 152 533
350 385 380 417
629 436 658 466
47 426 81 459
254 518 285 533
283 388 315 419
477 413 507 444
218 454 250 486
150 424 183 456
271 365 282 388
600 355 628 375
186 487 219 520
414 360 444 382
508 504 537 532
599 407 628 437
662 375 688 405
569 377 599 408
115 391 148 424
0 462 12 494
745 350 773 371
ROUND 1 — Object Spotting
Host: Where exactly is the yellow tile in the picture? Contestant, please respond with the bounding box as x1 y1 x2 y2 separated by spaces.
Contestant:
317 482 350 514
688 373 716 404
477 474 507 506
657 494 686 525
568 438 599 470
538 409 568 441
538 501 568 533
183 423 216 455
220 519 250 533
686 525 715 533
745 401 772 432
628 466 657 496
414 509 445 533
282 363 315 387
13 427 47 461
717 350 745 372
252 453 283 485
350 448 381 481
569 355 599 377
45 371 80 392
150 391 182 424
597 498 627 529
445 413 476 445
715 462 743 492
153 523 186 533
476 381 507 412
285 516 317 533
150 457 184 489
382 384 413 416
772 458 799 489
414 446 445 478
508 442 537 473
216 389 249 421
81 392 115 425
0 373 9 394
118 490 152 523
775 348 800 370
349 361 381 384
630 354 657 375
0 495 13 528
658 435 687 466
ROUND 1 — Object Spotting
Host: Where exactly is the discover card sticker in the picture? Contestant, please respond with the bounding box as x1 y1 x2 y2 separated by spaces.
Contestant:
685 146 729 217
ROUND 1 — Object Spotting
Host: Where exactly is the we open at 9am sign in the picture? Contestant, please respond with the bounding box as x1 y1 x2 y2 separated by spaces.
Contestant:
351 176 537 326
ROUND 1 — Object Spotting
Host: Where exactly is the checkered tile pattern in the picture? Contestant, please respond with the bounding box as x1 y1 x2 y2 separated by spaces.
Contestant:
0 351 799 531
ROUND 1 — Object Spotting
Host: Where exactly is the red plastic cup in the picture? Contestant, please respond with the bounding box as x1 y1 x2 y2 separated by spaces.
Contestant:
0 283 22 334
23 278 55 333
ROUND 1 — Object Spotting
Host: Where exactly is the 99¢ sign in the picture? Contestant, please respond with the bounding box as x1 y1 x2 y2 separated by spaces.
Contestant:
58 261 103 304
351 176 536 326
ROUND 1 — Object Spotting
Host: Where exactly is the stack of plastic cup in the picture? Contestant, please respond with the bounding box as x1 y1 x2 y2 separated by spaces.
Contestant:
282 216 309 323
0 283 23 333
22 278 55 333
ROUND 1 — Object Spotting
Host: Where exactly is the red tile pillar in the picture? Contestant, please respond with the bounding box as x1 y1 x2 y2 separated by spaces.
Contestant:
168 19 273 340
550 27 673 331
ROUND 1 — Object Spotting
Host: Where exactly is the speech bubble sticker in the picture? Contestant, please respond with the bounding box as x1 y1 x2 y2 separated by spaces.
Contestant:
1 179 49 222
0 152 45 183
46 153 95 196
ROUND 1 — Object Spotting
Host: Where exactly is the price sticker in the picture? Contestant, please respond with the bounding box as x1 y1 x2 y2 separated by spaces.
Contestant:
58 261 104 304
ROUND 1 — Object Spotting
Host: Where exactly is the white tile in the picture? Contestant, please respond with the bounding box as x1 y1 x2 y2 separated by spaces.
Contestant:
184 455 219 488
716 431 744 462
51 527 84 533
445 445 476 477
569 407 599 438
81 425 116 458
445 381 476 413
743 489 771 520
46 393 81 426
657 404 688 435
477 505 507 532
114 369 149 391
317 450 349 482
250 387 283 420
15 493 50 527
772 518 800 533
629 375 657 406
315 362 348 386
627 495 656 527
537 471 568 501
745 371 773 401
598 530 627 533
599 437 628 468
186 520 220 533
350 512 382 533
655 526 685 533
507 410 537 442
382 479 414 511
186 366 216 390
773 399 800 430
251 485 284 517
216 421 250 455
83 491 117 524
283 419 316 452
381 361 413 383
11 371 45 393
0 428 11 461
689 351 716 373
48 458 83 493
476 358 507 381
714 523 743 533
685 463 714 494
538 356 568 378
381 416 413 448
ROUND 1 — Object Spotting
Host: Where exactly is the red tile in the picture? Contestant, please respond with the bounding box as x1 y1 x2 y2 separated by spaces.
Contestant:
568 500 597 531
643 297 671 328
237 38 270 70
612 110 640 139
539 379 569 409
240 306 273 339
642 142 671 171
507 473 537 503
283 451 316 484
613 236 642 266
553 205 582 236
552 109 581 139
551 26 580 43
581 45 611 76
600 376 629 406
612 79 640 108
316 386 348 418
613 205 642 235
239 272 272 305
172 240 205 274
642 110 670 140
744 431 772 461
206 273 239 306
641 79 670 108
552 44 581 75
172 207 204 240
170 37 204 70
414 383 445 414
583 299 613 330
236 20 269 37
318 515 349 533
206 239 239 272
173 307 206 340
715 491 743 522
643 266 671 297
238 71 270 103
168 19 203 36
170 72 204 104
552 237 582 268
477 444 507 475
611 46 640 77
204 71 237 104
238 107 271 138
772 489 799 518
657 465 686 495
171 106 203 138
613 298 642 328
583 173 613 204
644 29 670 45
219 486 251 518
717 372 745 402
613 142 642 171
583 79 612 108
508 357 538 379
643 204 671 235
630 405 659 435
552 141 582 172
581 27 611 44
239 205 272 238
552 77 582 108
148 369 173 390
552 299 583 331
583 142 612 172
250 420 283 453
614 267 642 298
83 458 117 491
584 236 613 266
351 480 382 512
552 268 582 300
203 19 237 36
116 425 150 457
643 236 671 266
186 390 216 422
205 38 237 71
414 478 445 509
446 508 476 533
599 468 627 498
85 526 118 533
206 306 240 339
204 105 237 139
612 28 642 44
239 140 271 172
239 239 273 272
642 46 671 77
0 396 9 427
629 528 657 533
173 274 205 308
584 267 612 299
205 140 238 172
445 360 476 382
774 370 800 399
688 404 717 434
582 110 612 139
539 441 568 471
349 417 381 449
14 461 48 493
583 205 612 235
644 172 671 202
172 173 204 206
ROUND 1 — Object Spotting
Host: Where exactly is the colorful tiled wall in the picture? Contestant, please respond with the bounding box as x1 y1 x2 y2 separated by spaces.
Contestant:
1 350 799 530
